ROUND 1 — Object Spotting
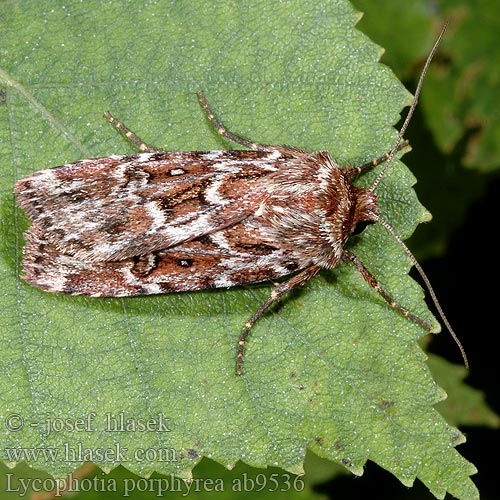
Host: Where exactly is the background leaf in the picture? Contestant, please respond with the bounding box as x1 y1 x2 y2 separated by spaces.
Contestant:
352 0 499 260
428 356 500 429
354 0 500 173
0 1 487 499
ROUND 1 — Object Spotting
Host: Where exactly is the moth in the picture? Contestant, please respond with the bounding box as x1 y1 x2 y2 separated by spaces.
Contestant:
14 25 466 374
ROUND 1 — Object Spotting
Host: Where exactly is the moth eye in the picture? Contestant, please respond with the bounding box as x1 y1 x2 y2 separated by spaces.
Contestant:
352 220 370 235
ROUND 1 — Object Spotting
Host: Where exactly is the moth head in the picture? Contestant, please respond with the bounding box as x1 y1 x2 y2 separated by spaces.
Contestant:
351 220 371 236
349 186 379 236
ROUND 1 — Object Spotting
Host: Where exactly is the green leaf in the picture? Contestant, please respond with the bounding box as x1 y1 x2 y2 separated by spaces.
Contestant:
0 1 478 499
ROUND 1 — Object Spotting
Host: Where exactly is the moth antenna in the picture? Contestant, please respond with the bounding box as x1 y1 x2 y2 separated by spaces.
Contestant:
366 23 466 365
369 22 448 192
377 216 469 368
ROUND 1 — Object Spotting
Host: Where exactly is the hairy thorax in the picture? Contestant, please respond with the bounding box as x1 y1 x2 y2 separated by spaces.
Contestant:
247 149 380 269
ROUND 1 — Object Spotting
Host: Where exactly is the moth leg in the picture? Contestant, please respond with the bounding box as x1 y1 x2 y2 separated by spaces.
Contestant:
348 140 410 175
104 111 162 152
237 264 321 375
197 90 270 151
341 249 433 330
